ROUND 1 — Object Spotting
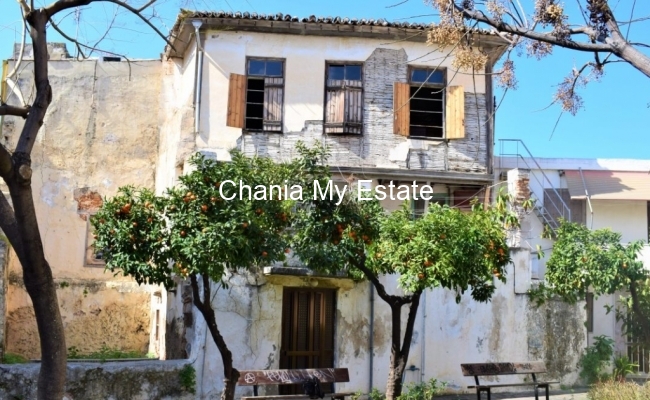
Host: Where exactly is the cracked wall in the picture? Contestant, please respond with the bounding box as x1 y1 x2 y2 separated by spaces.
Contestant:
2 54 163 359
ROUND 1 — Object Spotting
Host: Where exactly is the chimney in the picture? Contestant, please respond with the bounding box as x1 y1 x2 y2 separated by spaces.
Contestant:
13 42 71 60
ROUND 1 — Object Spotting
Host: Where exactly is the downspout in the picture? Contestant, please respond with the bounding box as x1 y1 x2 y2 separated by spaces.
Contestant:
192 20 204 136
420 290 426 384
368 283 374 394
578 168 594 229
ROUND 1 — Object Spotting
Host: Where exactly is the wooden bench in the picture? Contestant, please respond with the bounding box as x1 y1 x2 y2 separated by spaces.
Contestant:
238 368 355 400
461 362 559 400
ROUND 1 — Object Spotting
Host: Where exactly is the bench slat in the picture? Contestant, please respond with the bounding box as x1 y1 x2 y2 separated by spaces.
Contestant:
468 381 559 389
241 393 355 400
461 362 546 376
238 368 350 386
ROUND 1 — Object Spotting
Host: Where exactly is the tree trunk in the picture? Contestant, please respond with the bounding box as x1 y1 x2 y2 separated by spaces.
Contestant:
0 9 70 400
628 279 650 344
190 274 240 400
385 292 422 400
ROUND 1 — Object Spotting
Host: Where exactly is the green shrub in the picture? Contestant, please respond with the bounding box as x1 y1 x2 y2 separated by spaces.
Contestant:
613 356 638 382
67 345 145 361
179 364 196 394
579 335 614 384
368 388 385 400
398 379 446 400
588 381 650 400
2 352 28 364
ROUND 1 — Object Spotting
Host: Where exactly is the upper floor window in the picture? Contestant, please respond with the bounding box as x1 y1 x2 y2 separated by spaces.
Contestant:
409 68 445 139
226 58 284 132
324 63 363 135
393 67 465 140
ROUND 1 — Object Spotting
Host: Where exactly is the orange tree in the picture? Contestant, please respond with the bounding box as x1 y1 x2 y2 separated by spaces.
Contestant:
290 187 517 400
94 142 517 400
91 147 321 400
531 222 650 345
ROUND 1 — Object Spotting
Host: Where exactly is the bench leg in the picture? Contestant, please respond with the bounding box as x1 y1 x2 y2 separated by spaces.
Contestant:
534 385 539 400
476 388 481 400
545 385 549 400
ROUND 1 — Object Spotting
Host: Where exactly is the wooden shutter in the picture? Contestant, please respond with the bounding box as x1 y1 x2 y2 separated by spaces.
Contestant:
393 82 410 136
326 89 345 124
226 73 246 128
445 85 465 139
263 77 283 132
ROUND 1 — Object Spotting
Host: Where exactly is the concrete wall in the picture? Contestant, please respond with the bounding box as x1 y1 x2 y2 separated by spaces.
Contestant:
2 57 163 359
193 30 490 173
0 360 193 399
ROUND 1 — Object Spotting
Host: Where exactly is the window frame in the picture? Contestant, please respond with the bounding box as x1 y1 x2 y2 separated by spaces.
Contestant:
407 65 447 140
83 215 106 268
323 61 364 135
244 56 286 133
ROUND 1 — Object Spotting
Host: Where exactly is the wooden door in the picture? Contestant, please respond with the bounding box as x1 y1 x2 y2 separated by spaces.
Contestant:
280 288 336 394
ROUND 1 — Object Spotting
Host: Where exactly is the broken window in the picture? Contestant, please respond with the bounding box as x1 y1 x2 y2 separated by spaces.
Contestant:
393 68 465 139
409 68 445 139
324 63 363 134
85 217 106 268
226 59 284 131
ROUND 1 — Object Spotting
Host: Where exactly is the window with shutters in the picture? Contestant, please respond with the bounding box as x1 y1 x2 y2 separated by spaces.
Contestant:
241 58 284 132
324 63 363 135
394 67 465 139
280 288 336 395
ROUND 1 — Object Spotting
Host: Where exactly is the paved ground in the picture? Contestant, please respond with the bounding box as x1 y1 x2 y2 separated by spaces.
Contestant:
436 388 589 400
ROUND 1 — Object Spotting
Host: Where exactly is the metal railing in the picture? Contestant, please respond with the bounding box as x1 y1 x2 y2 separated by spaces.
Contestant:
498 139 571 232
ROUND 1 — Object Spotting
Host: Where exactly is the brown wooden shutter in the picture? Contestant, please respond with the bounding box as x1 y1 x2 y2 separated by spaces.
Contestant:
226 73 246 128
445 85 465 139
393 82 410 136
263 77 283 132
326 89 345 124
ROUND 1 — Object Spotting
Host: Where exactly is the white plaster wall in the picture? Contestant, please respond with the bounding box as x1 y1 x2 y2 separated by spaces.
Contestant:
198 31 487 151
156 42 198 193
591 200 647 243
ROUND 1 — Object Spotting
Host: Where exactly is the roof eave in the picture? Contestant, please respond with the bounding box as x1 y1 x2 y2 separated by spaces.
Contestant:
164 17 510 60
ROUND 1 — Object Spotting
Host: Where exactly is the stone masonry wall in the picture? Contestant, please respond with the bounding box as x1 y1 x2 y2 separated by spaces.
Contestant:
242 48 488 173
0 360 193 400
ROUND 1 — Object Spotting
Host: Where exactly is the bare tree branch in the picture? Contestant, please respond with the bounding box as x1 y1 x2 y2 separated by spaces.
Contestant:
450 2 612 52
0 104 30 118
0 143 13 177
0 191 25 259
48 18 86 58
137 0 156 12
43 0 174 52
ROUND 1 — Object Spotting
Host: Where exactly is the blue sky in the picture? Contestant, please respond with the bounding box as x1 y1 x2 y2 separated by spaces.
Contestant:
1 0 649 160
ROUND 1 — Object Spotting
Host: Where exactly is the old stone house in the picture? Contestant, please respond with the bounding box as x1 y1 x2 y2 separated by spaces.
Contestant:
0 10 593 399
158 11 585 397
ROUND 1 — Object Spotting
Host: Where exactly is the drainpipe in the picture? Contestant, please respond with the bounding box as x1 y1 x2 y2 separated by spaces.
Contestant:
420 290 426 384
192 20 204 136
369 282 374 394
578 168 594 229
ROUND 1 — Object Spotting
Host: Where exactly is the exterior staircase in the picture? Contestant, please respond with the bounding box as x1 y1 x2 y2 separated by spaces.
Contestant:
498 139 571 235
